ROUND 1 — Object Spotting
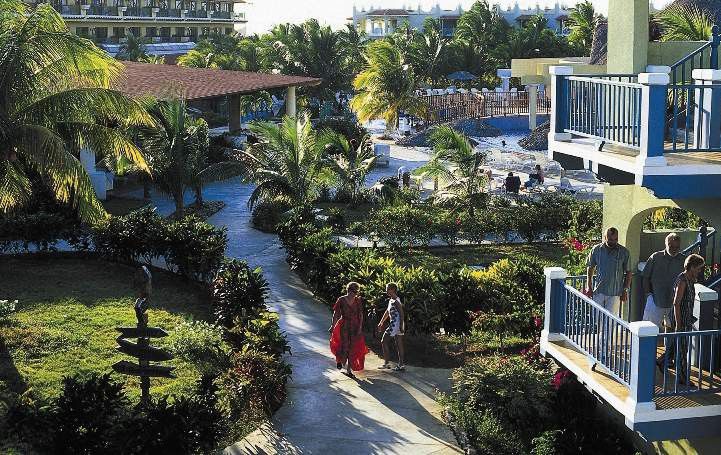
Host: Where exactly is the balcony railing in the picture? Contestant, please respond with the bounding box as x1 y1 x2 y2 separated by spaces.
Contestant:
123 6 152 16
185 9 207 17
210 10 230 19
54 4 82 14
87 5 119 15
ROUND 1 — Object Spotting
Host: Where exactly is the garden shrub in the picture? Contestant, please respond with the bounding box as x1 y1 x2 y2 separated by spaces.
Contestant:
226 311 291 358
437 269 487 333
435 211 463 246
251 199 292 233
316 115 369 148
212 259 269 328
325 207 346 232
166 321 231 376
121 377 224 454
452 355 554 441
92 207 166 264
366 203 435 249
0 212 80 253
48 373 128 455
164 215 227 281
218 349 292 418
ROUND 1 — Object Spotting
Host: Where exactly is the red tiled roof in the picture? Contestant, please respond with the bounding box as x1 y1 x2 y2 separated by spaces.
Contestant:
113 61 322 101
367 8 409 16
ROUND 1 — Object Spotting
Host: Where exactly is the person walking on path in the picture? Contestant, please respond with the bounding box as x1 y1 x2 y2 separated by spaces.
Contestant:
658 254 705 383
330 282 369 377
643 233 685 329
377 283 405 371
585 227 632 318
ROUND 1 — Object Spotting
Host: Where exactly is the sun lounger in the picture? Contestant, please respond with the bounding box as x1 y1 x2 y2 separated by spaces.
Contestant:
560 177 595 194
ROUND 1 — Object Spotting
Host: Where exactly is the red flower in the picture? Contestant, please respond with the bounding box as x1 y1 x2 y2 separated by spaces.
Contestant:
551 369 573 390
534 316 542 328
455 218 461 226
570 238 585 252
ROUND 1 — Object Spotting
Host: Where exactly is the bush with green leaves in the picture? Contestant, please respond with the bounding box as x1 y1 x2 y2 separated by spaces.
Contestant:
166 321 231 376
164 215 227 281
251 199 292 233
218 349 292 418
212 259 269 328
452 355 554 442
0 212 78 252
91 206 167 264
48 373 129 455
366 203 435 249
226 311 291 358
325 207 346 232
315 115 369 148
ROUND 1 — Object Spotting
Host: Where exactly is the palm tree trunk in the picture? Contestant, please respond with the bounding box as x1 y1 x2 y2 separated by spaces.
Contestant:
143 180 151 199
174 193 184 218
194 186 203 206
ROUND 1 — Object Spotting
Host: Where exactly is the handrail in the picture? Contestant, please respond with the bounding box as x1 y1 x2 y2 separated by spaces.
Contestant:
566 76 642 88
670 42 712 71
565 284 629 327
682 228 715 256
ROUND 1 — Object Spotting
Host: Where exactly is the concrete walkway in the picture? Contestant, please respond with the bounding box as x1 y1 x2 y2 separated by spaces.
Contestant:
191 182 461 454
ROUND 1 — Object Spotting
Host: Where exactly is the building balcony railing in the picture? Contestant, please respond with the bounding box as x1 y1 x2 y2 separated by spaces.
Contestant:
542 268 721 442
54 4 82 14
123 6 152 16
185 9 207 18
87 5 119 15
210 10 230 19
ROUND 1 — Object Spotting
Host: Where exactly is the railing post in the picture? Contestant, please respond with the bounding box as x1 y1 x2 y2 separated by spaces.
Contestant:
527 84 539 130
692 69 721 151
711 25 720 71
549 66 573 142
692 284 718 369
638 73 669 167
541 267 568 355
626 321 658 421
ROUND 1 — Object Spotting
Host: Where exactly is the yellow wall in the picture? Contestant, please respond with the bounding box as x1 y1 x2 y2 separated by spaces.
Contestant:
654 437 721 454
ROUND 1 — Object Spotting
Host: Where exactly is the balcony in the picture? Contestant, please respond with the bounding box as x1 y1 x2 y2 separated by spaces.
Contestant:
185 9 207 18
155 8 181 17
541 268 721 442
123 6 152 16
210 10 230 19
547 31 721 200
54 4 82 15
86 5 119 15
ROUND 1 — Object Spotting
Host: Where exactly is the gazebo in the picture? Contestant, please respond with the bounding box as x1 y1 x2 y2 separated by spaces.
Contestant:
113 62 322 131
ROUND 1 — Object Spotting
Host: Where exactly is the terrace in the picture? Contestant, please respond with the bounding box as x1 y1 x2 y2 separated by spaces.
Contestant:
547 28 721 199
541 267 721 442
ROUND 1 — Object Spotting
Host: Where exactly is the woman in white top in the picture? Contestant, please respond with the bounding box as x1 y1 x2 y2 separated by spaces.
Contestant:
376 283 405 371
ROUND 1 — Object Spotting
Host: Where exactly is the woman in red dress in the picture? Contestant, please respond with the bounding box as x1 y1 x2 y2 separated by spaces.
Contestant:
329 282 369 376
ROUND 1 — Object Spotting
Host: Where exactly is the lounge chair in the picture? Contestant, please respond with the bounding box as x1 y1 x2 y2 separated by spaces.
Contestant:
559 178 595 194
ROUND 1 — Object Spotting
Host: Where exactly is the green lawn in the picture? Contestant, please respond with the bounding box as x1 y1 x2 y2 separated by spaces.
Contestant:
394 242 566 271
0 256 212 401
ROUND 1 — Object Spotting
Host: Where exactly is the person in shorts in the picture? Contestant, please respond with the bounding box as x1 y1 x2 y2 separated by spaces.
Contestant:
377 283 405 371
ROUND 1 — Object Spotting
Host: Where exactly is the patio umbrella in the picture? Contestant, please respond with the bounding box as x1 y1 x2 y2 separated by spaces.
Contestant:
447 71 478 82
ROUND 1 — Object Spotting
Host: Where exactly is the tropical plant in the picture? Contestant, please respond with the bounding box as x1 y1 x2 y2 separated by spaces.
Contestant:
351 40 426 134
0 1 152 222
242 115 327 209
413 126 488 215
319 130 376 205
212 258 269 328
566 1 597 54
138 97 242 215
116 32 149 61
454 0 512 76
411 18 450 85
657 4 714 42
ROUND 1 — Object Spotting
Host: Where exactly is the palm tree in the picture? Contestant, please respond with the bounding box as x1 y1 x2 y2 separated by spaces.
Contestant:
411 18 449 85
454 0 512 74
413 126 488 215
657 4 713 41
138 97 242 216
177 48 217 68
242 115 325 209
318 131 376 205
351 40 426 135
567 1 597 54
116 32 149 61
0 0 152 222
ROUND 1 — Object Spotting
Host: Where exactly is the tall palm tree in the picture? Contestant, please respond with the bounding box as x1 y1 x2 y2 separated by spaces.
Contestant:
350 40 426 135
411 18 449 85
242 115 326 209
138 97 242 216
454 0 512 73
318 130 376 205
116 32 149 61
0 0 152 222
657 4 714 41
567 1 597 54
413 126 487 215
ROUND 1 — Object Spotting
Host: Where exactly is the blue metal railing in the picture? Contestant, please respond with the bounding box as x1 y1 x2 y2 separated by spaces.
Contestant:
560 278 633 386
565 76 643 149
657 329 721 397
669 26 720 88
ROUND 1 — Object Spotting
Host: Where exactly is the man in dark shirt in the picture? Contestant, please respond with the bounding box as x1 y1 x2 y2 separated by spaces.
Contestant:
643 233 685 328
505 172 521 194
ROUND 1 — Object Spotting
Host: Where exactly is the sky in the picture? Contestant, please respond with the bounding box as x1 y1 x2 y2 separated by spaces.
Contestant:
245 0 675 35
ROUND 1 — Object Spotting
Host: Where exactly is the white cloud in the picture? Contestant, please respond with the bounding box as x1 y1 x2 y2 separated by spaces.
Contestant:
245 0 676 35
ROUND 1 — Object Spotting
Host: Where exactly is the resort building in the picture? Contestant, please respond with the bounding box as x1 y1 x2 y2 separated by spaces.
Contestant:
537 0 721 453
30 0 248 55
350 2 571 38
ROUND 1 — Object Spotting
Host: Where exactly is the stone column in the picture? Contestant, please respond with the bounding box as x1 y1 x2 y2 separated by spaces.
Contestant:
228 94 241 132
286 85 296 118
497 68 512 91
607 0 648 74
692 69 721 151
527 84 538 130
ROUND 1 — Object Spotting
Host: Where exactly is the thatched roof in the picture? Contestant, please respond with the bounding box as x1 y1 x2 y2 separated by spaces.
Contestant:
667 0 721 24
589 18 607 65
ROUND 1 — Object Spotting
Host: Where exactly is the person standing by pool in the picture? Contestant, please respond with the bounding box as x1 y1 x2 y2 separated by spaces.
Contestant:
585 227 632 318
377 283 405 371
330 282 369 377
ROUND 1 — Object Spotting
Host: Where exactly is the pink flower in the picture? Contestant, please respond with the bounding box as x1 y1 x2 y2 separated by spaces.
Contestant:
551 369 573 390
455 218 461 226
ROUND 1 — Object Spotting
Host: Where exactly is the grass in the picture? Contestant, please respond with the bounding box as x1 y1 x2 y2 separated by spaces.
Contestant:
0 256 212 402
394 242 566 271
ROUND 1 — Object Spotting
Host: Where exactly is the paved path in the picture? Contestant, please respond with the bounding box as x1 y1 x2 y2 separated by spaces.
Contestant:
164 179 462 454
